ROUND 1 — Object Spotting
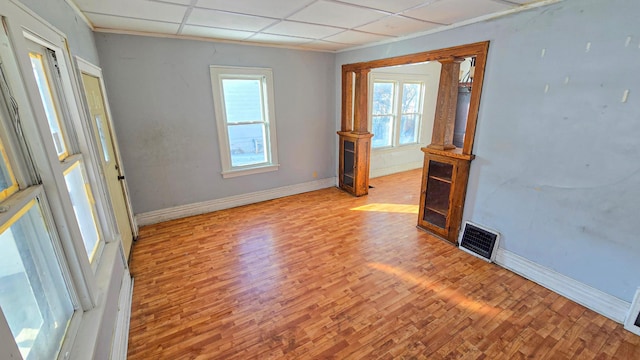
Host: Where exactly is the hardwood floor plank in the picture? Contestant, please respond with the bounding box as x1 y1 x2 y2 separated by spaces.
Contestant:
128 169 639 359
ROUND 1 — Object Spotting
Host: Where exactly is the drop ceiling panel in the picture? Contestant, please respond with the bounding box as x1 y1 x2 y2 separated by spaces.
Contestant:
181 25 254 40
403 0 515 24
89 13 180 33
300 40 352 51
149 0 192 5
187 8 278 31
263 21 344 39
288 1 387 29
75 0 187 23
337 0 429 14
248 33 313 45
196 0 316 19
323 30 391 45
356 15 438 36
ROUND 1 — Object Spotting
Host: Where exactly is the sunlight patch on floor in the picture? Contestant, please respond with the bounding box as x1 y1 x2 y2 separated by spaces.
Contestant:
350 203 419 214
367 262 499 316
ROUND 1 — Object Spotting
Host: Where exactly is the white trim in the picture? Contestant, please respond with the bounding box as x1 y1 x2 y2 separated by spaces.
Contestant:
222 163 280 179
624 288 640 336
495 248 630 323
136 177 337 226
110 269 133 360
370 160 422 179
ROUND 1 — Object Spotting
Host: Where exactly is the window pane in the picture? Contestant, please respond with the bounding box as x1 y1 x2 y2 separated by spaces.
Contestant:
402 83 421 113
372 116 393 148
29 53 67 159
372 82 394 115
399 114 420 145
0 199 74 359
94 115 110 163
63 162 100 261
228 123 267 167
222 79 263 123
0 140 18 201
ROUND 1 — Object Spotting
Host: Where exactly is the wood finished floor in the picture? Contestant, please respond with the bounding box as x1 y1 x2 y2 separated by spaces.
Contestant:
128 169 639 359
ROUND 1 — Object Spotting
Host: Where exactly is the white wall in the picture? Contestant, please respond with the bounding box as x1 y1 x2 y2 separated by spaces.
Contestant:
94 34 336 215
337 0 640 303
369 62 441 178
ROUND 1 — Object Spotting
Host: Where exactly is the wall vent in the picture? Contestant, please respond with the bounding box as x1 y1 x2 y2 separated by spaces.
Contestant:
624 288 640 336
458 222 500 262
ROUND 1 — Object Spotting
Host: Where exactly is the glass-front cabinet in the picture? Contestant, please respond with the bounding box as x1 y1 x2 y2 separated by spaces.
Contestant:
417 150 472 243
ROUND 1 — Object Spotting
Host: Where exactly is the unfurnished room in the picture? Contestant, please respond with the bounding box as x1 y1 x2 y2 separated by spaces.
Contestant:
0 0 638 359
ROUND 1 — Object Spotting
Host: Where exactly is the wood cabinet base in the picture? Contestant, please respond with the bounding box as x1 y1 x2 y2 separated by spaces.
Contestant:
338 131 373 197
417 148 473 243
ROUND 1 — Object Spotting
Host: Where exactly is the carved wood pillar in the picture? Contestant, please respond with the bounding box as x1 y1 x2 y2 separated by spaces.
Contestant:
428 57 463 150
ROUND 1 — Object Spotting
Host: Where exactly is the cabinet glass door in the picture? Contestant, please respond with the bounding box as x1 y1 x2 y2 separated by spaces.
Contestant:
422 161 453 229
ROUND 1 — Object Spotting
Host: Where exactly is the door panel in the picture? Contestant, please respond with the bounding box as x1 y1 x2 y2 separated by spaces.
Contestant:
81 73 133 259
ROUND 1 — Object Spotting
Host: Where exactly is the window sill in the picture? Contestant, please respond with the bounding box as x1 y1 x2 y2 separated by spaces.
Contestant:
222 164 280 179
372 143 424 153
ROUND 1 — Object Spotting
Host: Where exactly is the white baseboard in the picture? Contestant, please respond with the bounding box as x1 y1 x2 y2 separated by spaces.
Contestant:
370 161 422 179
135 177 337 226
495 248 630 323
110 270 133 360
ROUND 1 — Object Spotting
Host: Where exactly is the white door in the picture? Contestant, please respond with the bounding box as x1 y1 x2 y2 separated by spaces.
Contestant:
80 71 134 259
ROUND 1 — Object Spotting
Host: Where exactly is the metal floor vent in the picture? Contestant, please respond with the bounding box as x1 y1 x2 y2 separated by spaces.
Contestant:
458 222 500 262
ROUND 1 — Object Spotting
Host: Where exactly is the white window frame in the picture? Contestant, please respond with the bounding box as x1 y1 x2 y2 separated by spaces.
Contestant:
0 1 133 358
209 66 279 178
368 73 428 150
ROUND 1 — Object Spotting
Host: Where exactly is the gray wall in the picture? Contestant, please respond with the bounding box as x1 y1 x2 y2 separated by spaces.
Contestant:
337 0 640 302
17 0 100 65
94 35 336 214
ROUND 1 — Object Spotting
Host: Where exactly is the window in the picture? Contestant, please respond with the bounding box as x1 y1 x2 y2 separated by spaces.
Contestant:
210 66 279 178
27 42 104 265
0 197 75 360
369 74 426 149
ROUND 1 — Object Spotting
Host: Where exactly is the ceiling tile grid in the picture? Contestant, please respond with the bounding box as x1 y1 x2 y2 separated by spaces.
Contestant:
75 0 548 51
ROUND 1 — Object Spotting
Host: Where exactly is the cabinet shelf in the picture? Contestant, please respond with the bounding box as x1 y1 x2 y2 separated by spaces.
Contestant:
429 175 452 184
425 206 447 216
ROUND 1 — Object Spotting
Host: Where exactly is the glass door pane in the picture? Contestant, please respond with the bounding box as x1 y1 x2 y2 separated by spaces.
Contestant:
0 199 74 360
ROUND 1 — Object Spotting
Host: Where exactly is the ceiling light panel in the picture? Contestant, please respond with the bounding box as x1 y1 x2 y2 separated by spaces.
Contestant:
337 0 431 14
75 0 187 23
403 0 514 24
356 15 438 36
187 8 278 31
196 0 316 19
89 13 181 33
181 25 254 40
288 1 387 29
263 21 344 39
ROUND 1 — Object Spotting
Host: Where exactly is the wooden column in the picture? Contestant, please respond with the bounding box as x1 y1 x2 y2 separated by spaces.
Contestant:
428 57 463 150
338 68 372 197
341 70 354 132
353 69 370 134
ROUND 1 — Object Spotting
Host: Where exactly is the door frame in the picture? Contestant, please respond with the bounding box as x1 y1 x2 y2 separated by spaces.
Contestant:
74 56 139 240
